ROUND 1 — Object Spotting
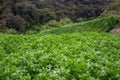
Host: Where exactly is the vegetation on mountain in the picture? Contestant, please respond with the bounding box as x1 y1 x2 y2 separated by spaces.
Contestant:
100 0 120 17
0 0 113 32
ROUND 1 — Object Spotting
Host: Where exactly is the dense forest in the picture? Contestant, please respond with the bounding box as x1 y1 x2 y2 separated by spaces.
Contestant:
0 0 113 33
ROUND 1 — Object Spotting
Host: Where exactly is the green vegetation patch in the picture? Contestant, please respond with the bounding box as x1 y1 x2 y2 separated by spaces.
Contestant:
100 0 120 17
0 32 120 80
40 16 119 35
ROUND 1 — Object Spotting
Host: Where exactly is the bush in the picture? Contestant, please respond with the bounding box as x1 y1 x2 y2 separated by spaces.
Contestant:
31 25 42 31
25 29 37 35
7 15 26 32
41 20 61 30
60 18 73 25
6 28 17 34
76 17 84 22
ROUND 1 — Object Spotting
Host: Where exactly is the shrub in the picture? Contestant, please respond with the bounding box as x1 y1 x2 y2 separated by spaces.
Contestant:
31 25 42 31
41 20 61 30
6 28 17 34
60 18 73 25
76 17 84 22
25 29 37 35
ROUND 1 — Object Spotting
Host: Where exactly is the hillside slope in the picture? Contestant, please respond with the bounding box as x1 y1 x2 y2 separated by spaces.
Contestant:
100 0 120 17
40 16 119 35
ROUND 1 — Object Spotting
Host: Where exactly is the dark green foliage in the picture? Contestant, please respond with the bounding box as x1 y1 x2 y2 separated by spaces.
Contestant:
14 2 40 25
7 15 26 32
39 8 54 23
14 2 53 26
0 0 53 32
0 0 112 33
0 32 120 79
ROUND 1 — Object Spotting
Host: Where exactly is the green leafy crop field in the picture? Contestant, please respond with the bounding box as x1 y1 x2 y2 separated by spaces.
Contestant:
0 32 120 80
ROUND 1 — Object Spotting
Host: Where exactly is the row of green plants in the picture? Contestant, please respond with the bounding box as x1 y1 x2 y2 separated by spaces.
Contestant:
0 32 120 79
